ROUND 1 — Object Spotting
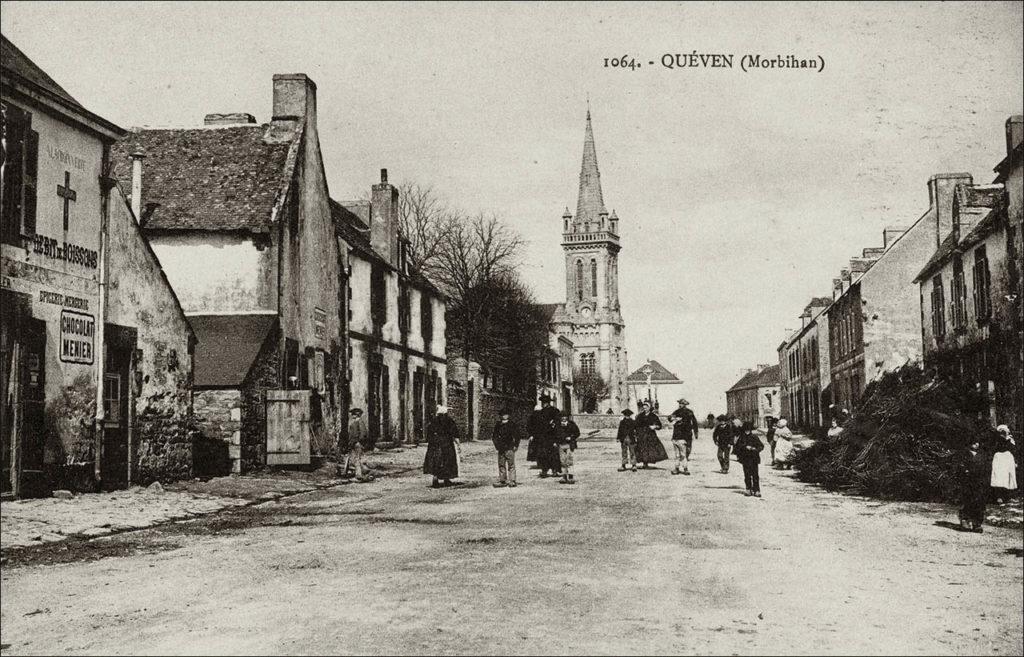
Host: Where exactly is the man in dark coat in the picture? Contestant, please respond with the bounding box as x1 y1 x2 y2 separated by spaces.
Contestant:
554 411 581 484
527 393 561 477
424 405 460 488
491 409 522 488
958 437 989 532
712 414 733 474
734 420 764 497
668 397 699 475
617 409 638 472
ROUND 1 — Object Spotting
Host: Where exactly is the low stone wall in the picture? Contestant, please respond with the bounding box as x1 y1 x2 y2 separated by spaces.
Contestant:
573 413 623 431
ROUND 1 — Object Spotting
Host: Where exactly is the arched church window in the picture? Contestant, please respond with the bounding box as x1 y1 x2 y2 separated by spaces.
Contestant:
591 259 598 297
575 260 584 301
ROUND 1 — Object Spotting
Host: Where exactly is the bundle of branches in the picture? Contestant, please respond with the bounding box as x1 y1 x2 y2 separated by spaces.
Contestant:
793 364 997 501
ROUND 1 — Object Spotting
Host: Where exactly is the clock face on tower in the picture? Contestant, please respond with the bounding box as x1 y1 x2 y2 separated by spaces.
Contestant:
582 307 592 318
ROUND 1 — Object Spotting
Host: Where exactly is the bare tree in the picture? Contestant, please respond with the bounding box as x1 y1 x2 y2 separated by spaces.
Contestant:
396 182 456 285
573 370 610 413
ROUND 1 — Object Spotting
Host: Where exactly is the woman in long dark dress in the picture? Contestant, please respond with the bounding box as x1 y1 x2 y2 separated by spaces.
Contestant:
634 402 668 467
424 406 460 487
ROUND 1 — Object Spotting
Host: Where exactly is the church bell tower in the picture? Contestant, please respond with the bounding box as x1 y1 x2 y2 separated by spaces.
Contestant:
552 108 629 412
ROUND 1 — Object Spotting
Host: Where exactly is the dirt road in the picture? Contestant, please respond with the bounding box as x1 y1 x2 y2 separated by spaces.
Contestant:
1 438 1021 655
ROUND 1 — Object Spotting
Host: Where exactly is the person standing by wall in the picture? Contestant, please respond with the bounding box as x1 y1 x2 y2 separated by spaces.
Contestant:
424 406 460 488
340 408 372 483
734 421 764 497
491 409 522 488
617 409 638 472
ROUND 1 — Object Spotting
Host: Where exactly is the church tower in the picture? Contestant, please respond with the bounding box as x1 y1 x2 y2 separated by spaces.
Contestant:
552 109 629 412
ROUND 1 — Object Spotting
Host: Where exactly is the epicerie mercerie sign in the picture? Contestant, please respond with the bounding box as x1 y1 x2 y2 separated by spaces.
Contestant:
60 309 95 364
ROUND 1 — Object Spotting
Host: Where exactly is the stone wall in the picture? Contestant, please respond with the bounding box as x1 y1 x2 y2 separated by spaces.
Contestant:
193 388 242 475
240 330 281 471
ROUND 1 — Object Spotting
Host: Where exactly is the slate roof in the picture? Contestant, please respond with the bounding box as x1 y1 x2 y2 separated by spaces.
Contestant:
727 364 781 392
914 232 961 283
189 313 278 388
111 124 298 232
1 33 81 109
626 359 680 383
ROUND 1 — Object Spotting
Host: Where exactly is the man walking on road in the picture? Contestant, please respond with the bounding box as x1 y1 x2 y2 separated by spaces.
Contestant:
668 397 699 475
617 409 638 472
734 420 764 497
528 393 562 478
492 409 522 488
712 415 734 474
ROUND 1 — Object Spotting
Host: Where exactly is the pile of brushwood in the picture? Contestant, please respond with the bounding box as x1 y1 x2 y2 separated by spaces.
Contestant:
794 364 999 502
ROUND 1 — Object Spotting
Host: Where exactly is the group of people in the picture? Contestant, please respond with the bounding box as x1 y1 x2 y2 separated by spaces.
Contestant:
959 424 1018 533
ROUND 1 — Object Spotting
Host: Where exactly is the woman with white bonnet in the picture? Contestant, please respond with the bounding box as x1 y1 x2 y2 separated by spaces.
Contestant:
990 425 1017 504
772 419 795 469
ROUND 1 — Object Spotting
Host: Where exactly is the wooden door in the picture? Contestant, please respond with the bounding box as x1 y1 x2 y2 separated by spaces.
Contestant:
266 389 311 465
101 335 133 491
19 318 46 497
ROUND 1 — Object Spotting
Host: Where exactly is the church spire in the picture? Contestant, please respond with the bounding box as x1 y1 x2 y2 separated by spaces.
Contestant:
576 108 607 224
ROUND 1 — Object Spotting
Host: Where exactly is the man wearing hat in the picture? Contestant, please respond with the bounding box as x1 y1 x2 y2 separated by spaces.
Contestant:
616 409 638 472
668 397 699 475
527 393 562 478
340 408 372 482
712 414 734 474
491 409 522 488
554 410 581 484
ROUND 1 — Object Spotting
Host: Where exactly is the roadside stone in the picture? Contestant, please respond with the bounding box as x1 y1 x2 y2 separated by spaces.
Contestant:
148 481 164 493
52 490 74 500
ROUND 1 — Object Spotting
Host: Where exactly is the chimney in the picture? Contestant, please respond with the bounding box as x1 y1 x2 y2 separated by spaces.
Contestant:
1007 115 1023 156
883 227 907 250
832 278 843 299
371 168 399 265
927 172 973 247
272 74 317 124
862 247 885 260
204 113 257 126
757 364 771 371
849 257 873 276
129 148 145 222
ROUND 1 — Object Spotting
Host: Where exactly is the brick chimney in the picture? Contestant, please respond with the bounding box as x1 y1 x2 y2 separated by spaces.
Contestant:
1006 115 1023 155
272 74 317 124
832 278 843 299
204 113 257 126
883 227 907 250
927 172 973 248
371 168 399 265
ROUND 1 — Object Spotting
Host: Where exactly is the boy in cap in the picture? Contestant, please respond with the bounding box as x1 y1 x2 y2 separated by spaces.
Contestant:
668 397 699 475
341 408 372 482
712 414 733 474
555 411 581 484
734 420 764 497
491 409 522 488
617 409 638 472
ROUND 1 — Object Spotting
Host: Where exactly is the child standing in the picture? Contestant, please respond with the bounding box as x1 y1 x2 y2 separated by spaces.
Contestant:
491 410 522 488
734 421 764 497
555 412 581 485
990 425 1017 504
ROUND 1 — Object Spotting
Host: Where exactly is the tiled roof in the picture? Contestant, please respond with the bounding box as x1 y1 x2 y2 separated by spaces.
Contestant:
727 364 780 392
111 124 298 232
626 359 680 383
190 313 278 387
1 34 81 109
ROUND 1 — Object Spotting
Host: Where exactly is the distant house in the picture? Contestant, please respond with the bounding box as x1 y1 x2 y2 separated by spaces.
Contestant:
332 170 447 445
778 297 832 431
915 116 1022 430
725 364 781 429
626 359 684 414
113 74 345 473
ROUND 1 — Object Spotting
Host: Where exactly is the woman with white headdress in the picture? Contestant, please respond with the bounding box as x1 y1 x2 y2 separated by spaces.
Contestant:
772 419 795 469
990 425 1018 504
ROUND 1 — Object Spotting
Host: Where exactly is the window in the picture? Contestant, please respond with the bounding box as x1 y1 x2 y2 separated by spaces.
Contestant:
590 259 598 297
420 293 433 348
951 255 966 330
370 265 387 331
580 352 596 375
1 101 39 243
930 274 945 339
575 260 584 301
398 284 410 336
103 374 121 426
1007 226 1019 294
973 246 991 324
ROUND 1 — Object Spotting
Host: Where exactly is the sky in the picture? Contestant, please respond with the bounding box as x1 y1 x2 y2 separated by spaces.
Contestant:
3 1 1022 415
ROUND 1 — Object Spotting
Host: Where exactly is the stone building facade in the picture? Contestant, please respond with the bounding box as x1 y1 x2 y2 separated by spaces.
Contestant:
778 297 831 431
725 364 781 429
827 172 973 412
549 109 629 413
114 74 345 473
334 171 447 445
916 116 1023 430
2 34 193 497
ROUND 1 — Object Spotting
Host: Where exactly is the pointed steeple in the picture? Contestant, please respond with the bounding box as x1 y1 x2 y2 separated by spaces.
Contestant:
576 108 607 224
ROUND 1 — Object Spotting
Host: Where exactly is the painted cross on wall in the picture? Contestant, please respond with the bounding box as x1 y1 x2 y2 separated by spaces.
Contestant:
57 170 76 231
